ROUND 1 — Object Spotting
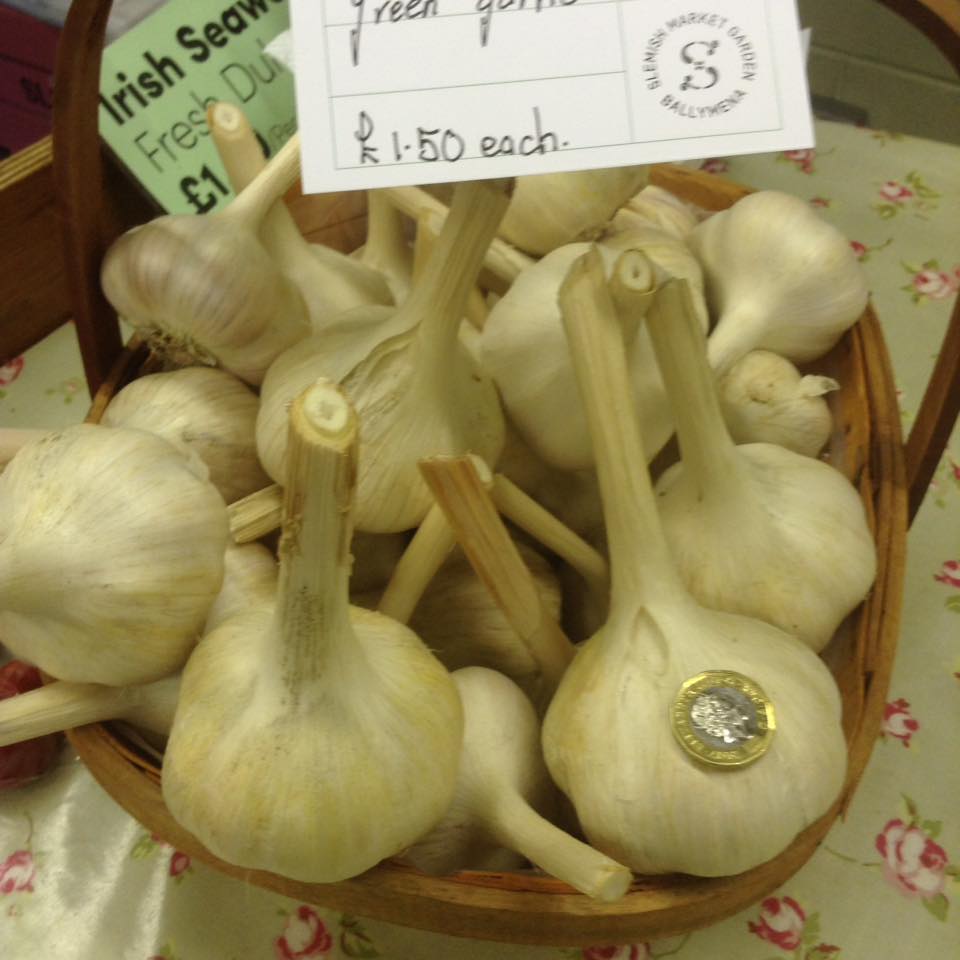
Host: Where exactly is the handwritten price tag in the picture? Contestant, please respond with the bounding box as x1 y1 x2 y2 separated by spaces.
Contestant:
291 0 812 193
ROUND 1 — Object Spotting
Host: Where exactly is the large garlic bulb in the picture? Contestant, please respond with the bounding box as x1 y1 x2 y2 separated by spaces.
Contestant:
0 425 228 684
405 667 632 902
101 366 270 503
257 179 510 532
499 167 648 255
101 136 309 385
648 281 876 652
163 381 463 882
690 191 869 374
543 248 846 877
718 351 838 457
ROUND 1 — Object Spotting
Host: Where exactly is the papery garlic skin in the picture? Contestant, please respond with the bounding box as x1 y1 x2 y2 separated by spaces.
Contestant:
719 352 838 457
615 185 700 239
544 600 846 876
0 426 228 685
483 241 688 470
500 168 647 255
204 542 277 631
164 604 462 881
690 191 869 373
102 367 270 503
655 443 876 651
101 216 310 386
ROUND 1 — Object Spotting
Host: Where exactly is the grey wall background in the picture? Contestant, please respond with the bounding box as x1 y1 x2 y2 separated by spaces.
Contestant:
800 0 960 143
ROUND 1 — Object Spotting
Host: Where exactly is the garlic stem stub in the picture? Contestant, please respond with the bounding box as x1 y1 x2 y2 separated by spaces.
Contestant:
648 279 876 652
0 425 229 685
101 134 310 385
718 351 839 457
162 380 463 883
405 667 632 902
544 248 847 877
690 191 869 374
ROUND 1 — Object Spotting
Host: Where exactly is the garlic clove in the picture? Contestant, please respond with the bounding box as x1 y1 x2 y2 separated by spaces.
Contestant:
689 191 869 374
101 366 270 503
0 425 229 685
499 167 648 256
404 667 632 902
718 351 839 457
162 380 463 883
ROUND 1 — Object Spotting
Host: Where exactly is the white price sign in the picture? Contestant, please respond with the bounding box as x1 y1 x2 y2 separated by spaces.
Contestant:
290 0 812 192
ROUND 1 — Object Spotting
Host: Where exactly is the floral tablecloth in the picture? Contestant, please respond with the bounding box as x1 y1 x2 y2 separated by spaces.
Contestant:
1 119 958 960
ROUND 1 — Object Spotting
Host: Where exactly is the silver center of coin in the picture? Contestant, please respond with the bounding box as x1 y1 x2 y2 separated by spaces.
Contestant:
689 687 759 748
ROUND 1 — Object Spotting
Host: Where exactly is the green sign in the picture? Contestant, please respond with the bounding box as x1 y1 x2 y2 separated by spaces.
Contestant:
99 0 295 214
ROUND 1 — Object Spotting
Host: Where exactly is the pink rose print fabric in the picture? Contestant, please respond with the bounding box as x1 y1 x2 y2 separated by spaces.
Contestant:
934 560 960 589
748 896 806 950
881 699 919 747
0 356 24 386
275 906 333 960
879 180 913 204
876 819 949 902
698 158 728 174
780 148 815 173
0 850 35 894
582 946 651 960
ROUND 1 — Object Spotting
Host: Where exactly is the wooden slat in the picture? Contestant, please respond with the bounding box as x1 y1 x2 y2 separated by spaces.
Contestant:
0 138 70 363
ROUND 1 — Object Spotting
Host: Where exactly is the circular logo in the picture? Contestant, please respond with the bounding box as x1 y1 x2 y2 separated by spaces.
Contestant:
670 670 775 768
641 14 759 120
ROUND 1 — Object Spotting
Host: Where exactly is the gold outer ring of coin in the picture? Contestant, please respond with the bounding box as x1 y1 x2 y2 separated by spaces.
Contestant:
670 670 776 769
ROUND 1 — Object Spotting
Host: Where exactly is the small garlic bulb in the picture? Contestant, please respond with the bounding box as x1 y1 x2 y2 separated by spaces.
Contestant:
163 381 463 882
101 367 270 503
499 167 648 255
648 281 876 652
544 247 847 878
689 191 869 374
405 667 632 902
0 425 229 684
614 184 700 239
719 351 839 457
101 136 309 385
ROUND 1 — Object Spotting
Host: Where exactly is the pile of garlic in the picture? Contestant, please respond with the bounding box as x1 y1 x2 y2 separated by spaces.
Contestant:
0 109 881 899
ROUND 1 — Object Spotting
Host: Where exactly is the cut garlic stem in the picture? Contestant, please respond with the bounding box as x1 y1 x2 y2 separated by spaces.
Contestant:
362 191 413 302
227 484 282 543
383 184 533 293
418 455 575 708
377 504 458 624
487 790 631 902
608 249 659 345
490 474 608 590
0 676 178 746
222 129 302 229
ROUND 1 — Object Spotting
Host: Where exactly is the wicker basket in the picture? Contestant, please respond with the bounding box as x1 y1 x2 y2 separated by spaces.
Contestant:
51 0 960 946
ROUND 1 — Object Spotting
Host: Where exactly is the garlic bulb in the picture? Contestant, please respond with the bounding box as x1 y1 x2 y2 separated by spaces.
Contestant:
482 242 677 469
0 425 228 685
101 135 309 385
101 366 270 503
499 167 648 255
614 184 700 239
719 351 839 457
689 191 869 374
409 543 562 685
354 191 413 303
0 429 46 467
405 667 632 902
258 179 510 532
543 247 846 877
208 102 394 327
205 541 277 631
162 380 463 882
0 675 179 747
649 279 875 651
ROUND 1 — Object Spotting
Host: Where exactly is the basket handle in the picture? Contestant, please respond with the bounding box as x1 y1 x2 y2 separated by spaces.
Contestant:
878 1 960 521
53 0 959 516
52 0 123 396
